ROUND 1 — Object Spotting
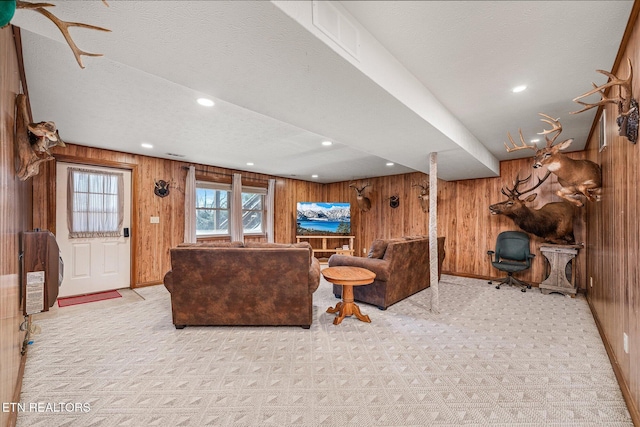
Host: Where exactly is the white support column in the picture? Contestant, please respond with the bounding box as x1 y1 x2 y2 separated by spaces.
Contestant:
429 152 439 313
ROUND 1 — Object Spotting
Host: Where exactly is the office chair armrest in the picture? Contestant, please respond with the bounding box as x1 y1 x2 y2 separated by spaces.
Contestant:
487 250 495 256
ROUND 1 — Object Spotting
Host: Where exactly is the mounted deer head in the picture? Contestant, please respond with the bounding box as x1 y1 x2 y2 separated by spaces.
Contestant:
28 121 66 154
15 94 54 180
489 171 575 244
571 58 637 143
412 181 429 213
504 113 602 207
15 1 110 69
349 181 371 212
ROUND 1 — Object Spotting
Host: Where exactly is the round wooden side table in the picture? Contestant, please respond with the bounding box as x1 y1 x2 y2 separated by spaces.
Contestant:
322 266 376 325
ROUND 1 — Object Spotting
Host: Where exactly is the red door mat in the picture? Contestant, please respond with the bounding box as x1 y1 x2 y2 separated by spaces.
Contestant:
57 290 122 307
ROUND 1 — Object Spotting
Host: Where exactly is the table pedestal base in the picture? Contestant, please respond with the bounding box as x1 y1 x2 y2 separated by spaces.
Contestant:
327 285 371 325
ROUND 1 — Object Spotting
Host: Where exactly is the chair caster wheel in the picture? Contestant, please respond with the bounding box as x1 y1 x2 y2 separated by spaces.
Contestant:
495 285 500 289
527 285 532 289
521 288 526 292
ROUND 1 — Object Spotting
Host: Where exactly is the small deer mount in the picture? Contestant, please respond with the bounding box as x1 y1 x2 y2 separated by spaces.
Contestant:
387 194 400 209
154 180 170 198
14 94 66 181
412 181 429 213
349 181 372 212
572 58 638 144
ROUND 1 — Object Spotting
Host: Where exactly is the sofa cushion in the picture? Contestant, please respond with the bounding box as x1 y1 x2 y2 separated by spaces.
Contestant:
245 242 313 263
178 241 244 248
328 255 390 281
403 235 427 240
367 239 388 258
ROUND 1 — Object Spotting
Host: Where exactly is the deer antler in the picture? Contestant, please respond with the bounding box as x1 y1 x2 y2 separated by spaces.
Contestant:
537 113 563 147
571 58 634 115
16 1 111 69
504 129 537 153
349 181 370 192
411 181 428 191
502 170 551 198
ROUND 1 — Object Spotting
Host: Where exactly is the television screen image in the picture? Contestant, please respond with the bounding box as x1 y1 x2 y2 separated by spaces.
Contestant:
297 202 351 235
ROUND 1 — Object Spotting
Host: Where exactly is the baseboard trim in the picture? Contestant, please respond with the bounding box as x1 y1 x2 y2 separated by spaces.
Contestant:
134 280 163 288
8 345 28 427
442 271 541 287
587 296 640 426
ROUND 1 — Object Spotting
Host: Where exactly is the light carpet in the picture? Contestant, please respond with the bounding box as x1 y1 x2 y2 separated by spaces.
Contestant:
17 274 632 426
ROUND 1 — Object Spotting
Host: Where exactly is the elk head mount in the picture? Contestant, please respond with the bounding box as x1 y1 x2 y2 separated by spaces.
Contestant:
488 171 576 245
504 113 602 207
349 181 371 212
412 181 429 213
12 1 111 69
571 58 637 143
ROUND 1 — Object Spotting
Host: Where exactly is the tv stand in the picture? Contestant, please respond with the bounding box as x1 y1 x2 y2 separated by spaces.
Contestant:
296 235 355 258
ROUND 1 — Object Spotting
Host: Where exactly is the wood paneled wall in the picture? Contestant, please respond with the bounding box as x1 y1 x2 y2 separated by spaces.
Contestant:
584 4 640 422
325 156 587 289
32 145 324 287
1 26 31 427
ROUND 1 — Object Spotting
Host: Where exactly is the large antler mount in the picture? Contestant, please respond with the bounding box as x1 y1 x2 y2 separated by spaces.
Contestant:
501 170 551 199
572 58 637 143
15 0 110 69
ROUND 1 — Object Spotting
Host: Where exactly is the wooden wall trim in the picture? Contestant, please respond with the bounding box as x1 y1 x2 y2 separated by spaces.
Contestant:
588 297 640 426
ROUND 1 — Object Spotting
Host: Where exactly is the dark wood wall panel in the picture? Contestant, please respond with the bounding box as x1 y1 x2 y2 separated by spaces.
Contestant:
32 145 324 287
1 26 31 427
325 159 587 288
584 7 640 419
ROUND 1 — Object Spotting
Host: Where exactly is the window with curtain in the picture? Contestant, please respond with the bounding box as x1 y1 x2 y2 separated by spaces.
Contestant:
241 186 266 235
67 167 124 238
195 181 267 237
196 181 231 236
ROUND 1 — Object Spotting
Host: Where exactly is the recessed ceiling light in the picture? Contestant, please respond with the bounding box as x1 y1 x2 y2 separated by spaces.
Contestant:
197 98 215 107
530 138 540 143
321 141 333 146
141 143 153 149
512 85 527 93
311 174 318 178
386 162 394 166
246 162 254 166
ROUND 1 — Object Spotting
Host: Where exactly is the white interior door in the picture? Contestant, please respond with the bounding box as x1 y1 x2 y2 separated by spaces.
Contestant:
56 162 132 297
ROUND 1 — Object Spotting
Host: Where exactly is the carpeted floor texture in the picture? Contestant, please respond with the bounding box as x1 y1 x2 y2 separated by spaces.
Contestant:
17 274 632 426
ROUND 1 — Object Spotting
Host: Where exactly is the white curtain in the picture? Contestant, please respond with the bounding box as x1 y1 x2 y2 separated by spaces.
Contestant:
230 173 244 242
67 167 123 238
183 166 197 243
266 178 275 242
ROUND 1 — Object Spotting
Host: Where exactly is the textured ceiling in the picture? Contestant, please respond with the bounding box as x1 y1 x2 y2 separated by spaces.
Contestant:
10 0 634 183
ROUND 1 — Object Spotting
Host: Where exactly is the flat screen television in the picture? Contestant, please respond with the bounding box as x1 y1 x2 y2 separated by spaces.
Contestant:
296 202 351 235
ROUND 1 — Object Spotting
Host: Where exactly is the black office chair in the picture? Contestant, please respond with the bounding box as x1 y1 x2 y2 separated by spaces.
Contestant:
487 231 535 292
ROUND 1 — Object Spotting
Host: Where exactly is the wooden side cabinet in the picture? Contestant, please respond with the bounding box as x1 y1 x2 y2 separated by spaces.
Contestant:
539 244 581 297
21 230 63 315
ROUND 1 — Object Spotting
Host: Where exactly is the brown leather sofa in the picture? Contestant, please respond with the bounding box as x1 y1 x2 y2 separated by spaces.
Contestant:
164 241 321 329
328 236 445 310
